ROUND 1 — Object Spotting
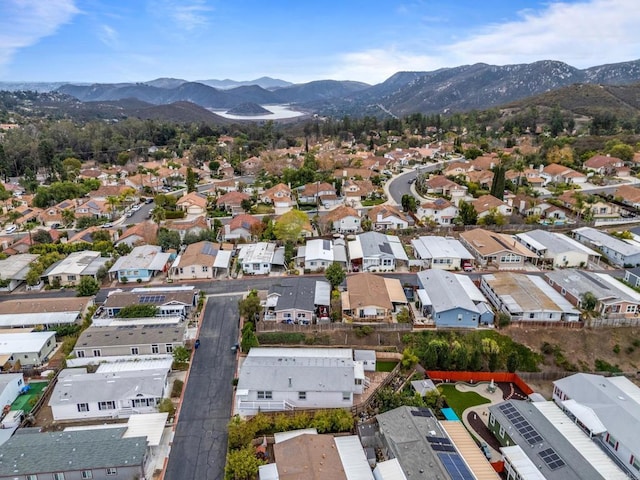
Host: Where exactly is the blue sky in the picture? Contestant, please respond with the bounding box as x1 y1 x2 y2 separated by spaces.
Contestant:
1 0 639 84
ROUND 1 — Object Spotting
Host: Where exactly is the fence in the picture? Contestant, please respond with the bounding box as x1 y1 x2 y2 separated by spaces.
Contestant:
508 320 584 329
425 370 534 396
256 321 413 333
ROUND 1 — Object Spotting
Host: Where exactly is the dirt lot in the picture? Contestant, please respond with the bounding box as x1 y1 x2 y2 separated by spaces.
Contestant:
504 324 640 374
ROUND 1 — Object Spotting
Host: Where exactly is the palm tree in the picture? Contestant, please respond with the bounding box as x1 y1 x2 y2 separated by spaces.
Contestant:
106 196 121 220
61 209 75 227
151 206 166 224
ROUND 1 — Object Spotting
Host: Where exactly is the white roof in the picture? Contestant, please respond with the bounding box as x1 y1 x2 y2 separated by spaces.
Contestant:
0 254 39 280
560 399 606 435
348 238 363 260
0 331 55 355
386 235 409 261
527 275 580 313
412 236 473 260
500 446 546 480
258 463 279 480
237 242 276 264
416 288 431 306
122 412 168 446
213 250 232 269
273 428 317 444
533 401 628 480
456 274 488 303
47 250 102 276
109 245 171 273
96 358 173 373
0 311 78 328
304 238 334 262
373 459 408 480
334 436 374 480
247 347 353 359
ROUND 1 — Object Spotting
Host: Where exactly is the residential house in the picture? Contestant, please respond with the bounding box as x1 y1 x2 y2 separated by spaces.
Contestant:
334 168 374 181
176 191 208 217
443 160 472 177
48 367 168 421
0 331 56 367
614 184 640 209
348 232 408 272
0 253 39 291
514 229 601 268
264 278 331 324
541 163 587 185
108 245 172 282
12 205 42 227
164 215 210 241
169 241 231 280
424 175 468 198
222 213 260 241
102 287 198 318
297 238 344 272
506 166 545 187
416 197 458 225
376 406 500 480
260 183 294 214
488 400 628 480
367 204 411 230
73 324 186 359
235 347 371 416
342 179 375 202
237 242 285 275
320 205 361 234
297 182 338 206
38 199 75 227
210 178 239 193
546 269 640 320
538 202 569 223
584 154 624 175
624 266 640 287
0 428 147 480
216 190 250 215
465 169 494 190
241 156 263 175
264 433 373 480
79 167 108 182
471 194 513 219
45 250 111 287
342 273 407 321
416 269 494 327
460 228 538 270
410 236 474 270
480 272 580 322
88 184 136 201
557 191 620 220
75 198 110 219
115 221 158 248
0 297 91 329
553 373 640 479
573 226 640 267
67 226 103 244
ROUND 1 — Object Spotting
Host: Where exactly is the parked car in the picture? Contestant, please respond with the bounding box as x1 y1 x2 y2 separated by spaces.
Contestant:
231 343 239 353
131 204 141 211
101 222 113 228
4 225 17 234
144 197 154 204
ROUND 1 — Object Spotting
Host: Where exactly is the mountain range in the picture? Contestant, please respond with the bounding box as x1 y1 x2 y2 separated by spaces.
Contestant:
2 59 640 120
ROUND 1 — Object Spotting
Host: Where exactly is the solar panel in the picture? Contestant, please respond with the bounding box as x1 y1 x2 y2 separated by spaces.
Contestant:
139 295 166 304
426 436 451 445
410 407 433 418
539 448 566 470
498 402 543 445
437 452 475 480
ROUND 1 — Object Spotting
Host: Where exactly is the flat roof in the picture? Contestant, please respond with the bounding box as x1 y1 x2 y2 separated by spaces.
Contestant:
273 434 347 480
237 242 276 264
546 269 640 305
0 297 90 315
440 420 500 479
417 269 483 313
109 245 171 272
0 253 39 280
0 331 55 355
500 446 546 480
516 230 600 258
96 358 174 373
573 227 640 257
104 288 196 308
45 250 103 277
74 324 186 349
334 436 374 480
412 236 474 260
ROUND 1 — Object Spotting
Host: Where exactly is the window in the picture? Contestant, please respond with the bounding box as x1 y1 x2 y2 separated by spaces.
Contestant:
499 426 505 437
67 275 77 281
561 288 566 295
152 344 159 354
257 391 272 400
93 349 101 357
626 305 636 313
179 267 184 274
632 456 640 471
76 350 85 358
131 347 139 355
342 392 351 401
500 253 521 263
77 403 89 412
106 468 117 476
607 434 617 448
166 344 174 353
54 474 65 480
26 475 38 480
202 265 208 272
98 401 115 411
298 392 306 400
529 313 535 319
81 471 93 479
489 414 495 426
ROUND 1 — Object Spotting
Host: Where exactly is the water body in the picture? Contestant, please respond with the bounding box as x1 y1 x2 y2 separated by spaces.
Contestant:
211 104 306 120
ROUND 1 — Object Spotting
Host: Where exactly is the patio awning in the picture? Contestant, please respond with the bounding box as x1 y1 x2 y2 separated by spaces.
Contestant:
561 399 606 435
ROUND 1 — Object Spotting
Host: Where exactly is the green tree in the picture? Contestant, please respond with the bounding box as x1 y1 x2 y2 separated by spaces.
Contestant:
396 307 411 324
173 345 190 363
241 327 259 352
274 209 309 243
151 206 166 224
240 198 253 213
401 347 419 369
116 305 158 317
401 194 417 213
31 230 53 244
157 228 181 250
226 446 266 480
324 262 346 289
76 276 100 296
478 208 506 226
490 165 506 200
239 291 261 322
455 201 478 225
62 209 76 227
580 291 598 311
507 351 520 373
186 167 197 193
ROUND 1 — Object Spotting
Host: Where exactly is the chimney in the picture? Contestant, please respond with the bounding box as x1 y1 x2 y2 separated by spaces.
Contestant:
288 377 292 387
539 164 544 172
529 164 534 170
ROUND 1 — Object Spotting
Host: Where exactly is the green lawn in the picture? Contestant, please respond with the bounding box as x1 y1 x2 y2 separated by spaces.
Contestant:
438 384 491 419
376 361 398 372
11 381 48 413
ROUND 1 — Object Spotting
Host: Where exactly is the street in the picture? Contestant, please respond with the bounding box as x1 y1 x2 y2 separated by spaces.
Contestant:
164 294 241 480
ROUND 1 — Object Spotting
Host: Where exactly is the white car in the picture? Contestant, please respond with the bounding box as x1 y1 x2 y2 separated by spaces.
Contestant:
4 225 17 234
131 204 141 211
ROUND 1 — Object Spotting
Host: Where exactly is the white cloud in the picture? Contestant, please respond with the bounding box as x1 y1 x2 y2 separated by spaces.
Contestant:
330 0 640 83
157 0 212 31
98 25 119 49
0 0 79 67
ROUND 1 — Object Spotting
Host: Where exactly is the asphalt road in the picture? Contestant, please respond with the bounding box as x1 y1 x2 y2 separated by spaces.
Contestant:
387 161 450 205
164 294 242 480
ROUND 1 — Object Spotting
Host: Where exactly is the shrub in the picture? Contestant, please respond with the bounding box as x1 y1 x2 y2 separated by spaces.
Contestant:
158 398 175 418
257 332 305 344
595 359 622 373
613 344 621 354
116 305 158 318
171 379 184 398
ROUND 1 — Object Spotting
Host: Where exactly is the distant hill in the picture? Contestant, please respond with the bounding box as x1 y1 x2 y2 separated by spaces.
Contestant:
144 78 188 89
197 76 292 90
226 102 273 116
273 80 370 104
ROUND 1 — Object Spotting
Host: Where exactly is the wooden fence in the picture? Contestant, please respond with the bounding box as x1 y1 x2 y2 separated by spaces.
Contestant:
256 321 413 333
425 370 534 395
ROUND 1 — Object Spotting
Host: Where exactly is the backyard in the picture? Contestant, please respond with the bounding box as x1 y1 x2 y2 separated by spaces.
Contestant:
11 381 48 414
437 383 491 419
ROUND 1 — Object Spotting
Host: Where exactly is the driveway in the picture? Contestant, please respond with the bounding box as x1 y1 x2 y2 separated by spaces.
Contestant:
164 294 241 480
